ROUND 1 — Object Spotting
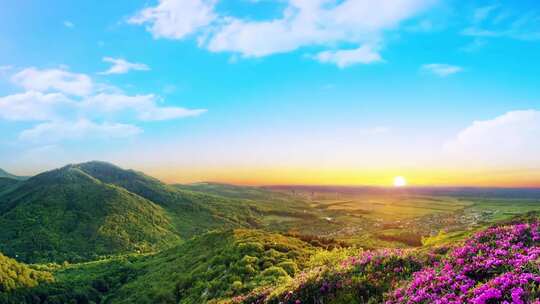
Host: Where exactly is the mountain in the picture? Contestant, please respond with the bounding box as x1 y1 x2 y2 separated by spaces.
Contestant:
0 168 27 180
0 164 180 263
0 161 298 263
175 182 292 201
174 182 311 211
0 177 19 194
74 161 267 237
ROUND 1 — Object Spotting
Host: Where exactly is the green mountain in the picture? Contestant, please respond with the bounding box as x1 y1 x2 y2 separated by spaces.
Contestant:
0 161 305 264
74 161 266 237
175 182 291 201
0 177 19 194
0 168 27 180
0 164 180 263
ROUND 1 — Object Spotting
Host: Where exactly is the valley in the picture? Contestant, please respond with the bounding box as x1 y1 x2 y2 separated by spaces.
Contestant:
0 162 539 303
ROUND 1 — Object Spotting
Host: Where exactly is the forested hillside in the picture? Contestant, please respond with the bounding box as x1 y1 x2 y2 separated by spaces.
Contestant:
0 252 53 293
0 164 180 263
3 215 540 304
0 229 321 304
72 162 273 236
0 162 315 264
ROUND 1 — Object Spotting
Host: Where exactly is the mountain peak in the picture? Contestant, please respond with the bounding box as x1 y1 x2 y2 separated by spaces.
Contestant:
75 160 121 170
74 161 153 184
28 165 101 186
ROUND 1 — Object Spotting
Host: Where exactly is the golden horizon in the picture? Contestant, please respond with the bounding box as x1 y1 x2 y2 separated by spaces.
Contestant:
144 166 540 188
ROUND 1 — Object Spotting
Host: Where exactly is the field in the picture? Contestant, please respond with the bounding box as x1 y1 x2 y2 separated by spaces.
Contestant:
263 186 540 248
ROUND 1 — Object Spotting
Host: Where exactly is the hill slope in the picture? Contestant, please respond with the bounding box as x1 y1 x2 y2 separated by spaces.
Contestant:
2 215 540 303
0 177 19 194
2 229 316 304
0 165 180 263
109 229 316 304
0 161 307 263
75 162 267 237
0 168 26 180
0 252 53 293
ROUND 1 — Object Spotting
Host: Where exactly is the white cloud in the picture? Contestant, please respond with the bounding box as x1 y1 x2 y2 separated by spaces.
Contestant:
64 21 75 28
19 119 142 143
421 63 463 77
205 0 433 58
82 93 155 113
130 0 434 65
11 67 93 96
99 57 150 75
463 5 540 41
0 90 206 124
81 93 206 121
1 66 207 142
315 44 383 68
445 110 540 166
472 5 498 24
0 91 74 121
129 0 217 39
139 106 207 121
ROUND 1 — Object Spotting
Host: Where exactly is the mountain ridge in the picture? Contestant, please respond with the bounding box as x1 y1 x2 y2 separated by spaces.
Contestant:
0 161 293 263
0 163 181 263
0 168 28 180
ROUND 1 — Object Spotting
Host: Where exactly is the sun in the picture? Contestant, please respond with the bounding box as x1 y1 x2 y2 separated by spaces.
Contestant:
393 176 407 187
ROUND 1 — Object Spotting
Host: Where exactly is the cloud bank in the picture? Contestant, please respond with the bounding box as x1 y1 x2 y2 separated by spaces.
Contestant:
130 0 434 67
0 67 206 143
421 63 463 77
99 57 150 75
445 110 540 166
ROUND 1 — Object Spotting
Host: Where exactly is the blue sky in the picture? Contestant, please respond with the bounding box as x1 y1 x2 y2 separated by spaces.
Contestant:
1 0 539 186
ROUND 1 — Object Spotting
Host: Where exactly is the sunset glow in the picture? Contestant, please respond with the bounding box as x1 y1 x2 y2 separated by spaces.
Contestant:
394 176 407 187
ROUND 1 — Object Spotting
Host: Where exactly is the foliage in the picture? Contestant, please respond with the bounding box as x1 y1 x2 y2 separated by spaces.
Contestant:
3 229 315 304
233 220 540 304
0 164 180 263
108 229 315 304
0 177 19 195
233 248 439 304
0 252 53 304
0 252 53 293
387 221 540 303
75 162 267 237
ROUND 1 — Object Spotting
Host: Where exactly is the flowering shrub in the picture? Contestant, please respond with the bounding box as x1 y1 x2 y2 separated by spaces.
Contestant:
233 248 436 304
229 221 540 304
387 222 540 304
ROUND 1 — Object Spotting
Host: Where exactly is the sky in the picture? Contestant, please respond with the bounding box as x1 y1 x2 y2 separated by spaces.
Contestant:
1 0 540 187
